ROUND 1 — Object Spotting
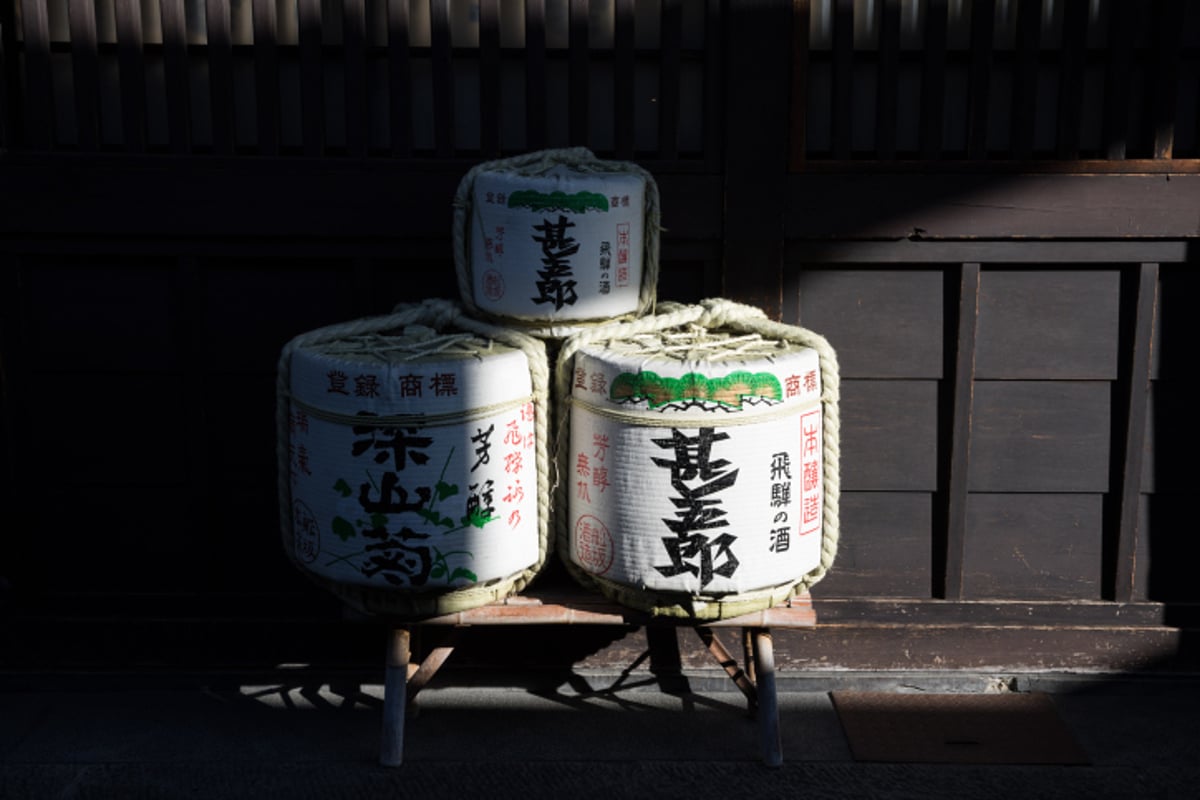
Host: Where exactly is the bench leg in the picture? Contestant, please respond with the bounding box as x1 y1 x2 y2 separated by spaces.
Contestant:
381 627 411 767
751 627 782 768
742 628 757 686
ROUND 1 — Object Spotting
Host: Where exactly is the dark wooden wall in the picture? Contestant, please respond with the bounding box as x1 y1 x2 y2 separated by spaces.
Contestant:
2 0 1199 677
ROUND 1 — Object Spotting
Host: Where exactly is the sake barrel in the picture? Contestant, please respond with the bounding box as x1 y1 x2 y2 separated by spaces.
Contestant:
556 300 840 620
278 301 549 617
453 147 660 333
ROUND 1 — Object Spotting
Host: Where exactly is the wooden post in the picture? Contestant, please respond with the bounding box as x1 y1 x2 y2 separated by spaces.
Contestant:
380 628 411 767
1110 264 1158 601
752 628 782 767
942 263 980 599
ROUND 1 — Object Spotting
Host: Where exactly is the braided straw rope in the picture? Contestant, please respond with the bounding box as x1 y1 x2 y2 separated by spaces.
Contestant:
553 298 841 620
276 298 552 618
452 146 661 338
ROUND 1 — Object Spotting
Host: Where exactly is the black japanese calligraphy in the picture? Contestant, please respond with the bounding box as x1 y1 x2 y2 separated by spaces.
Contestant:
358 471 432 514
650 428 740 588
359 523 433 587
351 418 433 472
470 424 494 472
530 215 579 310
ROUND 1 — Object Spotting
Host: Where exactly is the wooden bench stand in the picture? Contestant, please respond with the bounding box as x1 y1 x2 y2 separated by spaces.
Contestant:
378 590 816 768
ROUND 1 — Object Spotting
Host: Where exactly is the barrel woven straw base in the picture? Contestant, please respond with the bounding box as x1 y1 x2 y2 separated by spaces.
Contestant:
831 691 1090 765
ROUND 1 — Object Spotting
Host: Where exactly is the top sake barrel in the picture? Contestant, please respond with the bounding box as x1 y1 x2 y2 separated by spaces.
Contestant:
454 147 660 330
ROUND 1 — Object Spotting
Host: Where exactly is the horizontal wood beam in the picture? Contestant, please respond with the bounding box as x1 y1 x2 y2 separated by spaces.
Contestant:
0 156 722 241
0 234 721 264
785 240 1193 264
795 160 1200 175
20 592 1194 629
7 605 1197 675
2 583 1197 679
760 624 1194 673
786 174 1200 239
408 592 816 628
811 598 1198 628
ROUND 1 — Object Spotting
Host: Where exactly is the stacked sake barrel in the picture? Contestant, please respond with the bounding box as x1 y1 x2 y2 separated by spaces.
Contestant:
451 147 840 620
277 147 838 621
452 146 660 336
551 300 840 619
276 300 550 617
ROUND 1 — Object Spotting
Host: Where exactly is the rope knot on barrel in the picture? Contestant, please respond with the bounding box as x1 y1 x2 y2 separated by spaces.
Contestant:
418 297 460 329
697 298 767 330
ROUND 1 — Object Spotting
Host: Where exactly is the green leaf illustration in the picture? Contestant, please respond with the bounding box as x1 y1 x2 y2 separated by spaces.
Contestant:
331 516 356 541
333 478 353 497
609 369 784 409
434 480 459 502
506 189 609 214
428 547 477 585
370 512 388 529
462 509 500 529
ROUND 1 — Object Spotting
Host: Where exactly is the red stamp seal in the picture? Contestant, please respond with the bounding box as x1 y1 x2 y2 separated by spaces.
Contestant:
292 500 320 564
482 269 505 301
574 514 614 575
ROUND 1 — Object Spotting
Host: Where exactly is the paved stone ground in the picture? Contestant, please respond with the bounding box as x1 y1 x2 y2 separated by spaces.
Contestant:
2 674 1199 799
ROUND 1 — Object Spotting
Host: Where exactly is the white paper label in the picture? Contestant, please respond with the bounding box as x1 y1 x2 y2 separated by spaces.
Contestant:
469 166 645 321
567 345 824 595
287 348 539 590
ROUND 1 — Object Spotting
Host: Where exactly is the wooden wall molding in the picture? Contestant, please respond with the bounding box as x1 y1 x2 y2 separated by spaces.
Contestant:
785 174 1200 240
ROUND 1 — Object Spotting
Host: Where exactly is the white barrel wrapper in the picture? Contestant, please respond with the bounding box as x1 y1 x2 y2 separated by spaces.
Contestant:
568 345 824 597
469 165 645 321
287 338 539 591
